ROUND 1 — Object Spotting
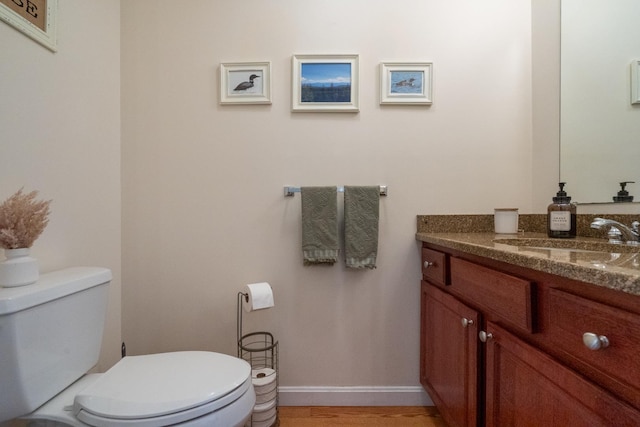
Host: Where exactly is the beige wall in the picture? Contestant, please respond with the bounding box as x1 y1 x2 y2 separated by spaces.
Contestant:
121 0 535 396
0 1 122 371
1 0 570 411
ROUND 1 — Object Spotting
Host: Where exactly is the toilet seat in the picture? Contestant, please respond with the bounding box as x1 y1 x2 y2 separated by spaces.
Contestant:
74 351 252 427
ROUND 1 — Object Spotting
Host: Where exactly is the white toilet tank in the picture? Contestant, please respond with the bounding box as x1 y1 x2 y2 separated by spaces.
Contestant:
0 267 111 423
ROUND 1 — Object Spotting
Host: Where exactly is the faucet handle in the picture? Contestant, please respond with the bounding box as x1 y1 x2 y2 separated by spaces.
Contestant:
632 221 640 233
607 227 623 243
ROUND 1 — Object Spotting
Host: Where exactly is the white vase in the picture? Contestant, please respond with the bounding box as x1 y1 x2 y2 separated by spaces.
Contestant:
0 248 39 287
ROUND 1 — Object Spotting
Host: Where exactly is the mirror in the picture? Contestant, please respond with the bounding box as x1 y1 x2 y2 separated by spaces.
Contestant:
560 0 640 203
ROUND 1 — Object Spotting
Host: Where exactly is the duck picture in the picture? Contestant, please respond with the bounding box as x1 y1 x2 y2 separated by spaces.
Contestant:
234 74 260 91
389 71 423 95
395 77 416 87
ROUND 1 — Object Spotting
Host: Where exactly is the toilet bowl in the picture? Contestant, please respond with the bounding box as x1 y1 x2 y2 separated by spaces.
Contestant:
0 268 255 427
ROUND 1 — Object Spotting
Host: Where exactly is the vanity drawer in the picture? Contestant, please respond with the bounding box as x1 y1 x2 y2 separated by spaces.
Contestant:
547 289 640 396
450 257 534 333
422 247 449 287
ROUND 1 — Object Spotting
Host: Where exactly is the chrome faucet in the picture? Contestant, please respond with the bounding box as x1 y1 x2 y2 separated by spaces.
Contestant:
590 218 640 244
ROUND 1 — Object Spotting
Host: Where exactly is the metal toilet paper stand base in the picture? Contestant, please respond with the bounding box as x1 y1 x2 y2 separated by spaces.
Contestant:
237 292 280 427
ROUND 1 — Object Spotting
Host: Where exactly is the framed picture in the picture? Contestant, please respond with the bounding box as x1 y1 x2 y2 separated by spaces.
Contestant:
220 62 271 105
380 62 433 105
0 0 57 52
631 60 640 105
292 54 359 112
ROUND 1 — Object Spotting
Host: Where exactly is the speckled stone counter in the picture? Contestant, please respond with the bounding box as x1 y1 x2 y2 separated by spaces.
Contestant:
416 214 640 296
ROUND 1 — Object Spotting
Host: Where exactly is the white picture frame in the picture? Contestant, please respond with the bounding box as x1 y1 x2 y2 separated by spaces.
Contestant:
380 62 433 105
0 0 57 52
292 54 359 112
220 62 272 105
631 60 640 105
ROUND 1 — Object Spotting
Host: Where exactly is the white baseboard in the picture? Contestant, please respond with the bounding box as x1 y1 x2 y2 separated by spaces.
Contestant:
277 386 433 407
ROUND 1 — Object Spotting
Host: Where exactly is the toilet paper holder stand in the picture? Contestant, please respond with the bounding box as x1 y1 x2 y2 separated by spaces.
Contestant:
237 291 250 345
237 292 280 425
236 291 278 359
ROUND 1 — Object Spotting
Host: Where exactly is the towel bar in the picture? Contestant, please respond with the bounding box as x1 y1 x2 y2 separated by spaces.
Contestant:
284 185 388 197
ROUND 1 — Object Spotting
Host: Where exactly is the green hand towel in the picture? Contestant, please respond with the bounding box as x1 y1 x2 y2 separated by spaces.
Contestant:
344 186 380 269
301 186 339 265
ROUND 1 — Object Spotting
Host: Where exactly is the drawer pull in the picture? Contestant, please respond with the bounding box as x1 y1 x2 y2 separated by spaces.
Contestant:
461 318 474 328
479 330 493 342
423 261 435 268
582 332 610 350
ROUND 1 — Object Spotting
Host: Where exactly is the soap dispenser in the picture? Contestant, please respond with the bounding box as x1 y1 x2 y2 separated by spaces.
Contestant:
547 182 577 238
613 181 635 203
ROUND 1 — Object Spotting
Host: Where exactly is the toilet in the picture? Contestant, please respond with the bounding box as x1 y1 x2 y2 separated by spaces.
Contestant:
0 267 255 426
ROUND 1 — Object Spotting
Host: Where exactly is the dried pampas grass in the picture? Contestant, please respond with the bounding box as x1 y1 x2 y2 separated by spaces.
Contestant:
0 188 52 250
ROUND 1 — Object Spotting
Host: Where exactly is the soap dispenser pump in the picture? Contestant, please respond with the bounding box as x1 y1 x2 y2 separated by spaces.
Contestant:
547 182 577 238
613 181 635 203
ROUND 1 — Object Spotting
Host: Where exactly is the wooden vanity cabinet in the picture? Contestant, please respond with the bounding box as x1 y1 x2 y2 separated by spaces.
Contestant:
421 281 480 427
484 321 639 427
420 243 640 427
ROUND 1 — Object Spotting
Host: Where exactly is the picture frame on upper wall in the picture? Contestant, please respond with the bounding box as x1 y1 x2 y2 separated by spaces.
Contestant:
0 0 57 52
292 54 359 112
380 62 433 105
631 60 640 105
220 62 272 105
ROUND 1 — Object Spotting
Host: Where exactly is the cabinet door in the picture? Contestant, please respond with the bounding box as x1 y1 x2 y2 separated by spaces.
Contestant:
421 281 479 427
484 321 640 427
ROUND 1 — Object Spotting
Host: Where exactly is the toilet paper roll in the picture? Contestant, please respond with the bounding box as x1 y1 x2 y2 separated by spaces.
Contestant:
252 414 277 427
253 398 277 414
252 368 276 387
254 380 277 396
252 405 277 422
243 282 275 312
255 387 278 404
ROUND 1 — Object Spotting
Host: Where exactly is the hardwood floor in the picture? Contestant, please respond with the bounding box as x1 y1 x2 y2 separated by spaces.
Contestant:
277 406 447 427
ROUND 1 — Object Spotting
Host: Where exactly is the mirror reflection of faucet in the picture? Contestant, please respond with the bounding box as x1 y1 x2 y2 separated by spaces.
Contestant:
613 181 635 202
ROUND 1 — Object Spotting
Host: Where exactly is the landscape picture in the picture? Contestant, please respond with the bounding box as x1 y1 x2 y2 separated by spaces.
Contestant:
300 62 352 103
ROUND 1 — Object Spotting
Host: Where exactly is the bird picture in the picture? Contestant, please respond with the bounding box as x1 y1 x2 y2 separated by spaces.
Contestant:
234 74 260 91
394 77 416 87
221 65 270 104
389 71 423 94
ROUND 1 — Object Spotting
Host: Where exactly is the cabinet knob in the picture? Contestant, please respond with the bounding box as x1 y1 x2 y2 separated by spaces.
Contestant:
582 332 610 350
461 318 474 328
479 330 493 343
423 261 435 268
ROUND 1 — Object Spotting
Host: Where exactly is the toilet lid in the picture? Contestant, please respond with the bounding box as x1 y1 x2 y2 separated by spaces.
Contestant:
74 351 251 425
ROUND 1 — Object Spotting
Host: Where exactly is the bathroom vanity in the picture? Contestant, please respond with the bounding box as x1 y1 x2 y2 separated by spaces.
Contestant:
417 220 640 427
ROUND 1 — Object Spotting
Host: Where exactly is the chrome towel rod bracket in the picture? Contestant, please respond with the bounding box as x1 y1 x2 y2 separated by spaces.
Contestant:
284 185 387 197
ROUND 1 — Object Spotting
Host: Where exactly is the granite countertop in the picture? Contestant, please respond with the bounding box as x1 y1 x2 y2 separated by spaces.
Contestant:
416 215 640 296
